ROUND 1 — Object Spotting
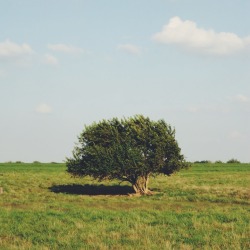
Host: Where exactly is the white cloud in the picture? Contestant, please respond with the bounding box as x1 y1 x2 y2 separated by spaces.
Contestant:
47 43 84 54
0 39 34 59
187 106 199 113
229 130 243 140
152 16 250 55
117 44 141 55
43 54 58 66
234 94 249 103
35 103 52 114
229 94 249 103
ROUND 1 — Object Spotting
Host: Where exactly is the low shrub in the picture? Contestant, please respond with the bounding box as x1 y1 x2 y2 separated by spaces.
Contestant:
215 160 223 164
227 158 240 164
194 160 212 164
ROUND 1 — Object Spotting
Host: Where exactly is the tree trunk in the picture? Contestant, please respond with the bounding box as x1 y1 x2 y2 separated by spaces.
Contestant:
132 175 152 195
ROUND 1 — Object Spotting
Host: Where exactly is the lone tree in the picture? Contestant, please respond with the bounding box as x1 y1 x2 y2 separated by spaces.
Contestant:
66 115 189 195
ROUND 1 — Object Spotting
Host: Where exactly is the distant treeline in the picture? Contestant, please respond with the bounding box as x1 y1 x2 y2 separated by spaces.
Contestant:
2 159 244 164
3 161 61 164
194 159 242 164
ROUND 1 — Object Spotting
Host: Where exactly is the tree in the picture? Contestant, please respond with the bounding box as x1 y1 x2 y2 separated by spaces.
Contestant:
66 115 189 195
227 158 240 164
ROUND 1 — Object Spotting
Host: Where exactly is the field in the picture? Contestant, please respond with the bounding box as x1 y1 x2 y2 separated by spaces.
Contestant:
0 163 249 250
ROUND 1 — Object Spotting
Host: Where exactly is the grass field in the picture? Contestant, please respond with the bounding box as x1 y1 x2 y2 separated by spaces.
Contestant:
0 163 249 249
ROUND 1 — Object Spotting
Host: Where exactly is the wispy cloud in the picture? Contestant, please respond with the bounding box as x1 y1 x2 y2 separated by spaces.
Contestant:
229 130 243 140
35 103 52 114
187 106 200 113
0 39 34 62
234 94 249 103
47 43 84 54
228 94 249 103
152 16 250 55
117 44 141 55
43 54 58 66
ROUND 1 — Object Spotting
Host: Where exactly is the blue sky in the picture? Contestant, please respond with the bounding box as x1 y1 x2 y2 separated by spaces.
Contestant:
0 0 250 163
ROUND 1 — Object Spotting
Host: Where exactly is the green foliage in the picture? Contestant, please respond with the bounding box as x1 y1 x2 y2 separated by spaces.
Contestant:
227 158 241 164
66 115 189 194
215 160 223 164
194 160 212 164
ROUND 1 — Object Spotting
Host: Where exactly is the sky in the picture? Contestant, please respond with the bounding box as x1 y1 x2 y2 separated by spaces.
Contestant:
0 0 250 163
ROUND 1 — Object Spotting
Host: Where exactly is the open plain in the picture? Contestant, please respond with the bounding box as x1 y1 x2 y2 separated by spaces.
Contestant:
0 163 249 249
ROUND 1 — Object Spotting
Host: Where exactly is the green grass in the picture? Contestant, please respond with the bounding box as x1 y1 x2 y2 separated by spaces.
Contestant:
0 163 249 249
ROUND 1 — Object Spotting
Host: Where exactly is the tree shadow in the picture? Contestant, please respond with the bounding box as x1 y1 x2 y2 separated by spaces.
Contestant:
49 184 134 196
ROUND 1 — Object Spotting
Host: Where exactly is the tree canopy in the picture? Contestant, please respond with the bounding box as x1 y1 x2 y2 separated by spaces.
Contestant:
66 115 189 195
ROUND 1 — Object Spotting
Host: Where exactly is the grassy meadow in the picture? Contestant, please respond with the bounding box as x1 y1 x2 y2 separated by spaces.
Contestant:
0 162 249 249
